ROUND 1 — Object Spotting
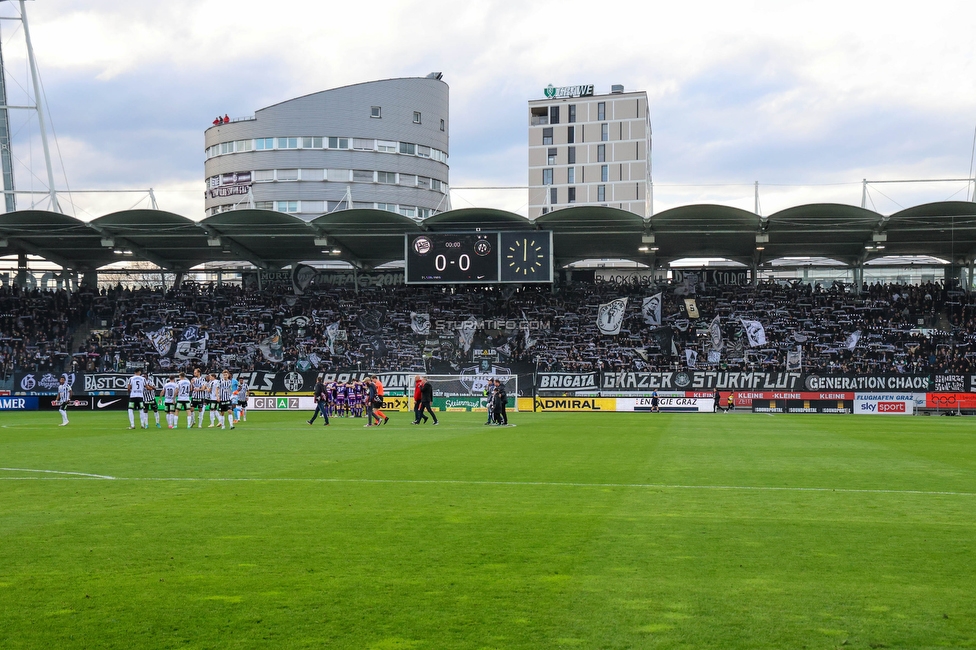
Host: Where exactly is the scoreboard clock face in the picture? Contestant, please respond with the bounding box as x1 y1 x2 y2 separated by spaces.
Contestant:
500 231 553 283
406 233 499 283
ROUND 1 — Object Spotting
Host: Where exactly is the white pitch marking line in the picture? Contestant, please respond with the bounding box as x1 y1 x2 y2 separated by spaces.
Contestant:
0 467 116 480
0 472 972 497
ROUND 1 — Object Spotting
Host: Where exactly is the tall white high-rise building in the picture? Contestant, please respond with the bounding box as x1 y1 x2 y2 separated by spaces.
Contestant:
528 84 650 218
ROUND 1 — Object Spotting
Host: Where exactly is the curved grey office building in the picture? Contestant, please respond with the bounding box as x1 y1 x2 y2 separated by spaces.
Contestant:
204 75 449 220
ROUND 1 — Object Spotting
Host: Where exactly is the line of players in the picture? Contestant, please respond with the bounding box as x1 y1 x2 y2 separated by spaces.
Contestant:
123 368 249 430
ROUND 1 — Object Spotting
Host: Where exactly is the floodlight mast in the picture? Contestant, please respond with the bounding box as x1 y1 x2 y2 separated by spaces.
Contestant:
0 0 60 213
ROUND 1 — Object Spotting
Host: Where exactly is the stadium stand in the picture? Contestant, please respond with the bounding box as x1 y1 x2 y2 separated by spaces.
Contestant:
7 276 971 379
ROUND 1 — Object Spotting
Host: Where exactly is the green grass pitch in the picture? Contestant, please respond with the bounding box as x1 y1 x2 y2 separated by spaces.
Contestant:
1 409 974 649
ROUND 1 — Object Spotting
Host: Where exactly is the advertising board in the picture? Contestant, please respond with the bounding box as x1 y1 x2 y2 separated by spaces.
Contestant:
751 399 853 414
616 397 714 412
853 397 915 415
0 396 39 410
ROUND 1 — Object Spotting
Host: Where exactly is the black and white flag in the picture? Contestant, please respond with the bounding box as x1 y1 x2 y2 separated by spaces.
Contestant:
597 298 628 335
685 348 698 368
845 330 861 351
642 293 662 326
708 315 723 351
326 322 341 354
458 316 478 353
740 319 767 347
258 326 284 362
787 348 803 371
683 298 700 319
174 331 208 363
144 327 173 356
410 312 431 335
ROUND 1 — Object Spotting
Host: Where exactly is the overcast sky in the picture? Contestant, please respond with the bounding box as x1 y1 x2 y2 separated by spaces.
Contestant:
1 0 974 220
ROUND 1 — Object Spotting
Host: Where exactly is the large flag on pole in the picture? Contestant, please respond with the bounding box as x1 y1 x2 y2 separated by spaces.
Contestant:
642 293 662 326
740 319 767 347
597 298 628 335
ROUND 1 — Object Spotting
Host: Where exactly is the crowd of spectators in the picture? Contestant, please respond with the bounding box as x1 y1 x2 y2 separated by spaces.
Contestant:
4 277 975 379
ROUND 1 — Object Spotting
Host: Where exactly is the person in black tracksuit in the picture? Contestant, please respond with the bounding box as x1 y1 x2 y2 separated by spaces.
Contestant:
307 375 329 425
493 380 508 425
416 377 438 425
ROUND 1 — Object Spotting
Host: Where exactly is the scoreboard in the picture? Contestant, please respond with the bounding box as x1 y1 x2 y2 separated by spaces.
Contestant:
405 231 553 284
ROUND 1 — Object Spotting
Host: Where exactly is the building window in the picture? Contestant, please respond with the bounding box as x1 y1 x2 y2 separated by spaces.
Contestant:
547 148 557 165
601 165 609 182
352 170 374 182
597 102 606 120
326 169 349 181
278 137 298 149
275 200 298 213
417 145 431 158
371 106 382 118
328 137 349 149
413 111 422 124
253 169 274 182
236 139 252 152
254 201 273 210
550 106 559 125
440 119 445 132
597 184 606 202
568 187 576 203
567 126 574 144
255 137 274 150
568 146 576 165
302 201 325 213
550 187 558 205
543 168 553 185
276 169 299 181
567 167 575 184
568 104 576 123
377 171 396 184
431 179 444 192
601 123 609 141
399 173 417 186
597 144 605 162
377 140 397 153
542 127 553 145
376 203 397 212
302 137 323 149
352 138 374 150
399 206 417 218
400 142 416 155
301 169 323 181
417 176 431 189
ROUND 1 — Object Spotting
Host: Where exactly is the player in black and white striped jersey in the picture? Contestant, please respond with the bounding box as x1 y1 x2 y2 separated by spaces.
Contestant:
191 368 208 428
217 370 235 430
143 378 161 428
57 375 72 426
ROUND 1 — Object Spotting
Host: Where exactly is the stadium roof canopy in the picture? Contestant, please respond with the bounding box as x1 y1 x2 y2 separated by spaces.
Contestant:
1 201 976 272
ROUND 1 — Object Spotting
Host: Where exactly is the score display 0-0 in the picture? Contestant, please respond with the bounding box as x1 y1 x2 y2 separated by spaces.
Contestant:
405 232 553 284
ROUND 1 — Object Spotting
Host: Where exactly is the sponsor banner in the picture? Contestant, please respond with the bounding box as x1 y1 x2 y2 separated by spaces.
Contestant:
602 371 803 391
206 183 250 199
249 396 317 411
0 396 39 410
853 392 926 409
804 375 931 392
528 397 617 412
536 372 599 393
616 397 714 412
435 396 487 412
925 393 976 410
41 398 90 411
90 396 129 410
751 399 853 414
853 398 914 415
14 371 78 395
